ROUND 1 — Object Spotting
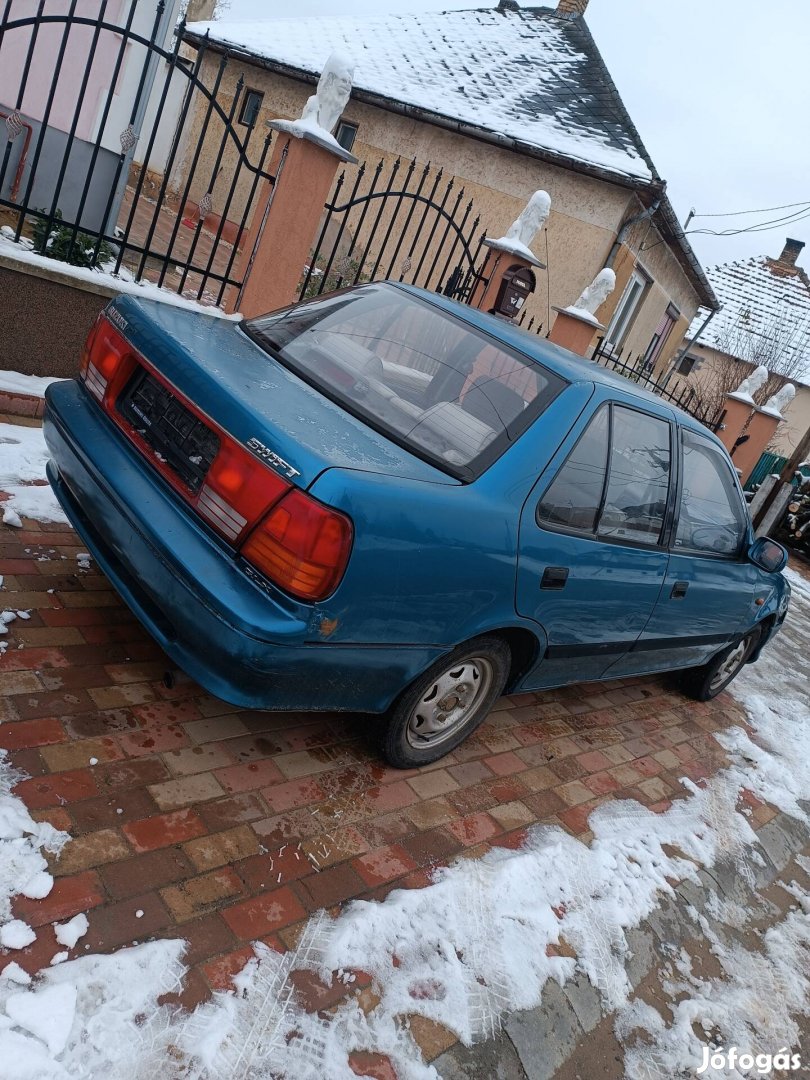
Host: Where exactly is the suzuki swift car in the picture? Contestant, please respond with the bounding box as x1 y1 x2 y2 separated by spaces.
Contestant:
43 282 789 767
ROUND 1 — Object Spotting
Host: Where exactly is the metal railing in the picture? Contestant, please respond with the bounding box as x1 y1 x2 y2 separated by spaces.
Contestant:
590 335 724 431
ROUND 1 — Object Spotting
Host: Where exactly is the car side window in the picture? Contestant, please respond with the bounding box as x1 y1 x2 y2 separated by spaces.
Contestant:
675 432 747 556
536 406 609 532
597 406 671 546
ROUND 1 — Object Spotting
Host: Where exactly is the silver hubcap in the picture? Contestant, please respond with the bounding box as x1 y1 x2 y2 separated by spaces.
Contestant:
708 639 748 694
406 657 493 749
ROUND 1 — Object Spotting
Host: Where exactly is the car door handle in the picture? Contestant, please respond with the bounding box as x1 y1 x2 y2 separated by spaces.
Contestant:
670 580 689 599
540 566 569 590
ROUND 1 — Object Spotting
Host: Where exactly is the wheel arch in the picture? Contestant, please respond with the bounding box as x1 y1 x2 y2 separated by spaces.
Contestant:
487 625 543 691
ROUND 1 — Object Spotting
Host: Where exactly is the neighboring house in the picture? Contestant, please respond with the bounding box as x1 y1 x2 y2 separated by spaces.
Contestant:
178 0 717 356
0 0 184 232
670 238 810 456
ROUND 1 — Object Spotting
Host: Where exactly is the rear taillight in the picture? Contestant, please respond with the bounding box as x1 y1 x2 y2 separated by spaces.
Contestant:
80 316 131 403
195 437 290 542
79 313 351 597
240 489 353 602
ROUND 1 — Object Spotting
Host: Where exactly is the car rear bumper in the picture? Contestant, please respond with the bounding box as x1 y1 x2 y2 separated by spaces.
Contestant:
43 381 445 712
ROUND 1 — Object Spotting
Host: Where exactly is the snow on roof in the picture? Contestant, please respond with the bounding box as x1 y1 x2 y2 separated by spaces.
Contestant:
688 255 810 376
185 5 655 183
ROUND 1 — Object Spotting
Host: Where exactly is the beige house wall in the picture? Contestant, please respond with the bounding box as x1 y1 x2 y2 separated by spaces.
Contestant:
175 53 701 344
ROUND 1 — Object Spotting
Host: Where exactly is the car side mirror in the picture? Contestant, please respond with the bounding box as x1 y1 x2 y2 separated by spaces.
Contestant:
748 536 788 573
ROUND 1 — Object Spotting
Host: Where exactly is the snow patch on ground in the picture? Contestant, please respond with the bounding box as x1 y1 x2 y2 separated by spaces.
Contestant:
0 940 188 1080
54 915 88 950
618 883 810 1079
0 422 68 526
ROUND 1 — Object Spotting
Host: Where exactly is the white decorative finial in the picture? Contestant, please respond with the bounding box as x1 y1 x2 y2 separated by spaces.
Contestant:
730 365 768 404
299 51 354 135
483 190 550 267
762 383 796 418
504 190 551 250
572 268 616 316
270 51 357 158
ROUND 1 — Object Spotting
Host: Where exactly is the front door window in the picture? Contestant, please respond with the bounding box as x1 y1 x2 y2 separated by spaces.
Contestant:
675 431 747 557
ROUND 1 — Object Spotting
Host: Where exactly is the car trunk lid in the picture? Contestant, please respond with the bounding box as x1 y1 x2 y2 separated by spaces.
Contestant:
108 295 457 492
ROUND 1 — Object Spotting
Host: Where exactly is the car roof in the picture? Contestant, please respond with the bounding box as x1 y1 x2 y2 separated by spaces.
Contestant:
389 281 719 443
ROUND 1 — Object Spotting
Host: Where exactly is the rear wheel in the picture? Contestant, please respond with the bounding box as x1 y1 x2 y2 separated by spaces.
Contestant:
381 635 510 768
680 628 761 701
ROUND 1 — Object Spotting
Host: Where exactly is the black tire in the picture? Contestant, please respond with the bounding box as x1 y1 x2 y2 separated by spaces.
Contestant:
680 627 762 702
381 635 511 768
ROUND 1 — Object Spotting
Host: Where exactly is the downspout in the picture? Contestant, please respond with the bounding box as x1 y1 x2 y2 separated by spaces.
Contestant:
605 197 661 268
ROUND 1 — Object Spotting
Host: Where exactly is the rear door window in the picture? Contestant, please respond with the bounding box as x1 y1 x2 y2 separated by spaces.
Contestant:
536 406 609 531
597 406 671 545
537 403 673 546
675 431 747 556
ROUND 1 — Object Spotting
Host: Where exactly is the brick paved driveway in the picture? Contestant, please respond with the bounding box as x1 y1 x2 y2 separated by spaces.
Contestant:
0 452 777 1064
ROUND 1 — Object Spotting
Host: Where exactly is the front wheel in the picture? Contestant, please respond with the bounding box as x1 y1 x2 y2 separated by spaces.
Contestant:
381 635 511 768
680 628 762 702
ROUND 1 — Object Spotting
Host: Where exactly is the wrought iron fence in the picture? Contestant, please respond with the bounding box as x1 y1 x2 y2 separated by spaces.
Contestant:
590 335 725 431
300 156 488 302
0 0 274 306
515 308 545 335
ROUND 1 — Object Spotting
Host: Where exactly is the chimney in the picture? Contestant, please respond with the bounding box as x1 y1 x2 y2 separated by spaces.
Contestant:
775 237 805 268
556 0 589 15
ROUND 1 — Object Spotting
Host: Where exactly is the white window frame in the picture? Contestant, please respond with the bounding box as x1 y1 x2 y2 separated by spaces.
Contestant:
604 268 650 351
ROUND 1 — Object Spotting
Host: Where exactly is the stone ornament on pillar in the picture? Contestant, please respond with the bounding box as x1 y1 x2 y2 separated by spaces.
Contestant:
761 383 796 419
483 190 550 268
547 265 616 357
729 365 768 405
270 51 358 163
560 267 616 327
471 190 550 313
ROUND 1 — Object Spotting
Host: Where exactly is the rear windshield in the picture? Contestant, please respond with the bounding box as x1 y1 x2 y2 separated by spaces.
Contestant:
244 284 566 480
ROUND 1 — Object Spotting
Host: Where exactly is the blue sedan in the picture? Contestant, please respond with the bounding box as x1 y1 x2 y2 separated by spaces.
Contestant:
43 282 789 767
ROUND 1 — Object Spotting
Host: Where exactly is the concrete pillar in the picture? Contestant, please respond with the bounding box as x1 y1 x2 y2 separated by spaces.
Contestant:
469 242 543 317
547 307 601 357
731 408 782 485
715 393 755 455
230 128 355 319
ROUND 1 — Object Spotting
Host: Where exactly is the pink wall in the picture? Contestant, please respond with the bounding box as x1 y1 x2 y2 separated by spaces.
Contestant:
0 0 128 140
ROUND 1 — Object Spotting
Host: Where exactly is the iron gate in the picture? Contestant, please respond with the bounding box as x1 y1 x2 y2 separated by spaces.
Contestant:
0 0 274 305
299 156 488 303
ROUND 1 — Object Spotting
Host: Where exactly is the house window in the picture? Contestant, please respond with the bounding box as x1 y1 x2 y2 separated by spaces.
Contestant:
676 354 698 376
335 120 358 153
239 89 263 127
604 269 650 351
642 302 680 370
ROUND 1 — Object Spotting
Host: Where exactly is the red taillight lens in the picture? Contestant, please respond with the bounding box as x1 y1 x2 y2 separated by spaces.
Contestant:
195 438 290 543
80 316 131 403
240 489 353 602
